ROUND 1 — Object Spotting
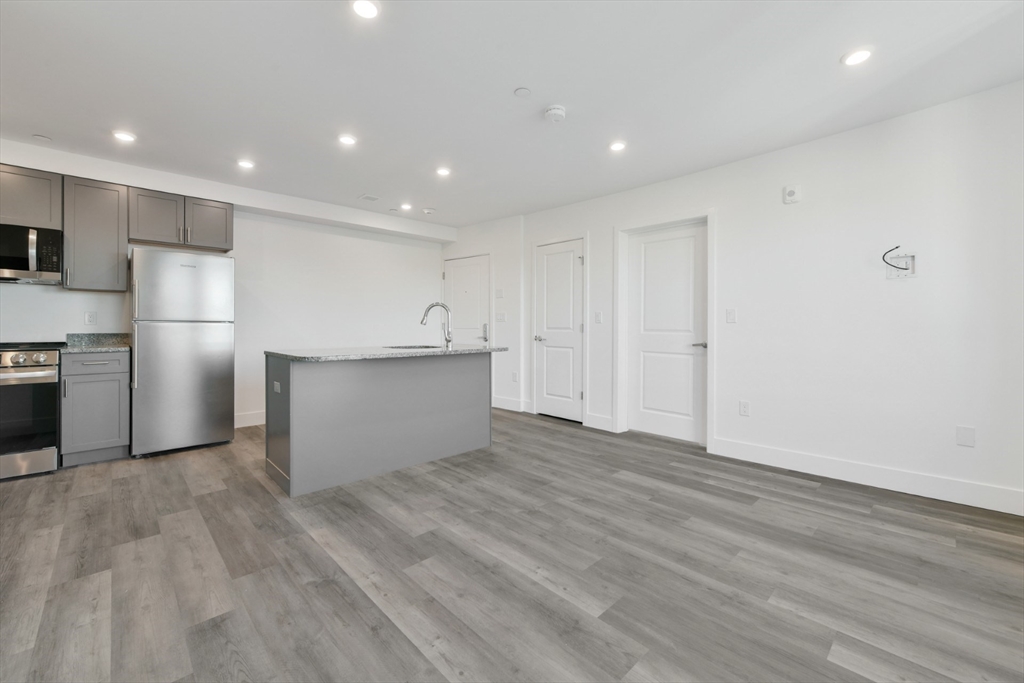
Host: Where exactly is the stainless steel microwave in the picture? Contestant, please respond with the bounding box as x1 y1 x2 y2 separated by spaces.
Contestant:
0 225 62 284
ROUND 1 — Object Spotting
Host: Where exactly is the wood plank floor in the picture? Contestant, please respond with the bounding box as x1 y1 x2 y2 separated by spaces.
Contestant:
1 409 1021 682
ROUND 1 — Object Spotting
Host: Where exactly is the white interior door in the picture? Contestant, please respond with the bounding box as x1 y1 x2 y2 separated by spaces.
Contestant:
534 239 584 421
443 255 490 345
628 223 707 443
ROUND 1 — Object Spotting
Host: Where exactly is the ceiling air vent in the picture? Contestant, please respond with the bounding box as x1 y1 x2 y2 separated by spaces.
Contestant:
358 194 380 202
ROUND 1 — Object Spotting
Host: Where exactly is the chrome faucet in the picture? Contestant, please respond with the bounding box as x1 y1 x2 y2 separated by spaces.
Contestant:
420 302 453 349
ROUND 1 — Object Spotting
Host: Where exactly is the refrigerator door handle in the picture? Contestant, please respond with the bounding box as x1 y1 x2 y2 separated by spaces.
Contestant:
131 323 138 389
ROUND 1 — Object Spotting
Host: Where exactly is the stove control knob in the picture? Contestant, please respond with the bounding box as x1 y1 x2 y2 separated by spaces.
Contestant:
10 353 27 365
32 353 48 364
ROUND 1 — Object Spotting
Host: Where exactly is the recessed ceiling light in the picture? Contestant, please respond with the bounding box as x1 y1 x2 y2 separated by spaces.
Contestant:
841 47 872 66
514 87 531 98
237 159 255 169
400 203 412 210
32 134 52 142
436 167 450 176
339 134 357 145
113 131 136 142
610 141 626 152
352 0 380 19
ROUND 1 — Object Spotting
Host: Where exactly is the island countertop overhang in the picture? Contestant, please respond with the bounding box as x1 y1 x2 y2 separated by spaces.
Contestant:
265 344 508 362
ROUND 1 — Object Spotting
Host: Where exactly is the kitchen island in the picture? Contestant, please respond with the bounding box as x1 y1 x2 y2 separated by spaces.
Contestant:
263 344 507 496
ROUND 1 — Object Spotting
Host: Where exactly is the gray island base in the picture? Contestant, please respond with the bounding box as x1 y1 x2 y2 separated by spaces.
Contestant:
264 345 507 497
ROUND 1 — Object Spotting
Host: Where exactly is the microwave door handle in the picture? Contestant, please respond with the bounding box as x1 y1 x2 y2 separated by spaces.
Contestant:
27 229 37 272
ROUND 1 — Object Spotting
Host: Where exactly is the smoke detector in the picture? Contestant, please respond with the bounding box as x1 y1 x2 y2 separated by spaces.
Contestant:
544 105 566 123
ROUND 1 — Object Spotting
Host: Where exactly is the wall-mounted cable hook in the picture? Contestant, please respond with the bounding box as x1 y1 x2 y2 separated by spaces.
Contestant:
882 245 910 270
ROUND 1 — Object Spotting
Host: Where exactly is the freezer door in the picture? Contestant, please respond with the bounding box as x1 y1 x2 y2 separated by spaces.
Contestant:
132 321 234 456
132 247 234 322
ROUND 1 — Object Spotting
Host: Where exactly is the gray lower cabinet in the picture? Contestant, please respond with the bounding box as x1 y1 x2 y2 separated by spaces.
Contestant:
63 176 129 291
129 187 185 245
0 164 63 230
185 197 233 250
61 352 131 467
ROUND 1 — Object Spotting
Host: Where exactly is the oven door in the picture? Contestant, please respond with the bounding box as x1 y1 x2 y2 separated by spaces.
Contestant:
0 366 59 478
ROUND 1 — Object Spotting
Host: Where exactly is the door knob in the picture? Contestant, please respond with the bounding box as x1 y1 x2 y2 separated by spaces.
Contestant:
534 335 546 342
692 342 708 348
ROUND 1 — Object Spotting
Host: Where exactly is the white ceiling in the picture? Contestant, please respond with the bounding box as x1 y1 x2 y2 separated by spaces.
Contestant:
1 1 1021 228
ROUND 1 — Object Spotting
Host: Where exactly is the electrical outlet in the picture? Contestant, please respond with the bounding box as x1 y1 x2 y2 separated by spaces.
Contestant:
512 372 519 383
956 426 975 447
496 312 507 322
595 311 604 324
739 400 750 417
84 311 98 325
726 309 737 324
273 381 281 394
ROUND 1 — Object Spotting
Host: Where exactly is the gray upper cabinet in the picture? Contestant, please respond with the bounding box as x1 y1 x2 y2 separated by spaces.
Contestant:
0 164 63 230
63 176 129 291
185 197 233 251
129 187 184 245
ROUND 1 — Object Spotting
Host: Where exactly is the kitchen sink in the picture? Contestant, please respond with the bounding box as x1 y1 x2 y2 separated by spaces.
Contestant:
385 345 443 349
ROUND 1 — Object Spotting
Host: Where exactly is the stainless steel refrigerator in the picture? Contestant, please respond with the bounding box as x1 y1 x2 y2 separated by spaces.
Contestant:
131 247 234 456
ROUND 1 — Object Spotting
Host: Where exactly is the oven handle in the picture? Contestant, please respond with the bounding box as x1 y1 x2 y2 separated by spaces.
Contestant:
0 367 58 385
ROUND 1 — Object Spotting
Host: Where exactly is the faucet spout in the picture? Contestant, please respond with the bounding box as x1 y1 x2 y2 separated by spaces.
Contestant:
421 302 453 348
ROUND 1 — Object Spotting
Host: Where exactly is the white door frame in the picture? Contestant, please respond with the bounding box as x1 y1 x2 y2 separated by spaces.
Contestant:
613 211 716 445
529 235 588 422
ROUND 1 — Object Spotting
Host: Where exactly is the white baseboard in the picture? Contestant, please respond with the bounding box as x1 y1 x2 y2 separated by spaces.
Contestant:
708 437 1023 516
492 395 523 412
584 412 621 432
522 400 535 414
234 410 266 429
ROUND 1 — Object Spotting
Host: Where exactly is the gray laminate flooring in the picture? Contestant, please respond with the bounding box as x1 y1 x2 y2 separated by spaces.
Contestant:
1 409 1021 682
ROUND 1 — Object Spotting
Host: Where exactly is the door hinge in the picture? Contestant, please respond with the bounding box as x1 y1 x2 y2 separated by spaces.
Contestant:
580 391 583 400
580 323 584 333
442 271 445 280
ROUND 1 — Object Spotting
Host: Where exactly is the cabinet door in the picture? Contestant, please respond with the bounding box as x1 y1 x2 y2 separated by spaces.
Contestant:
0 164 63 230
61 373 130 455
129 187 184 245
185 197 233 251
63 176 129 291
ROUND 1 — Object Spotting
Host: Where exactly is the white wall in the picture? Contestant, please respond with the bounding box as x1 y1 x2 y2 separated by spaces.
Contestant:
447 80 1024 515
231 212 441 426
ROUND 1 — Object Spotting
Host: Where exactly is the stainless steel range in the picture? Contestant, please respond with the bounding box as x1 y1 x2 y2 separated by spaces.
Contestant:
0 342 62 478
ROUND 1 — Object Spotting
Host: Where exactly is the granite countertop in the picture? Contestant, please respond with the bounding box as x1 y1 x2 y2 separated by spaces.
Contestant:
265 344 508 362
61 333 131 354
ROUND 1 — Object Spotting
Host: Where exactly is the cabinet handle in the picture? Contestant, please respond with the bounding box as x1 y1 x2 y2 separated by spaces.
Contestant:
65 267 70 285
81 361 110 365
186 225 191 243
178 225 183 242
63 378 68 398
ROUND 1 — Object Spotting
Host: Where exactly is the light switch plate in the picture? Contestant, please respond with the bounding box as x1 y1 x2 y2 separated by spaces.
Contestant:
726 309 737 324
496 312 507 322
956 425 975 447
595 311 604 324
273 381 281 394
495 288 504 299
